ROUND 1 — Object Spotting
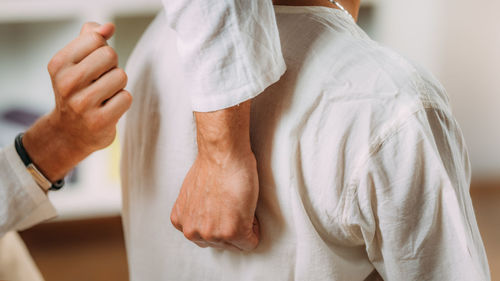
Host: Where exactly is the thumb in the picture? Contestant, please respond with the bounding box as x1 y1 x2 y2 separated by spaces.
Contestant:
95 23 115 40
234 216 261 251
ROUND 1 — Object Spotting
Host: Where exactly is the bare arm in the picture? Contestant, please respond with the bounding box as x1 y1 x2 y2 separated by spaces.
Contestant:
170 100 260 251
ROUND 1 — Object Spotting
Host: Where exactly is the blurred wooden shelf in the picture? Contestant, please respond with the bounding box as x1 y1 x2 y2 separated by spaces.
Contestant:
20 216 129 281
470 179 500 281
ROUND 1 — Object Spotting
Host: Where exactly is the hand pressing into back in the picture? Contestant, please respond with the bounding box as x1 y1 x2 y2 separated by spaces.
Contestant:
170 100 261 251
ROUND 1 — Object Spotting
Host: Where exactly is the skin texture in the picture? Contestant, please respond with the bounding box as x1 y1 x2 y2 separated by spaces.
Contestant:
23 22 132 186
174 0 360 251
171 100 260 251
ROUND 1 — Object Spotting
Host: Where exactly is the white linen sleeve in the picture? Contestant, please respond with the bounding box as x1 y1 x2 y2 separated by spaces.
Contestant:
161 0 286 112
0 144 57 237
349 109 490 280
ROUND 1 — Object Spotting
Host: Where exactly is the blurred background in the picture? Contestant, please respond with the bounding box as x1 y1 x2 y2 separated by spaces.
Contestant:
1 0 499 280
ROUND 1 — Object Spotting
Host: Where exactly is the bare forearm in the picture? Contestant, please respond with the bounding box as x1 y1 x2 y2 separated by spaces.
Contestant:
23 114 90 182
172 99 260 251
195 100 253 163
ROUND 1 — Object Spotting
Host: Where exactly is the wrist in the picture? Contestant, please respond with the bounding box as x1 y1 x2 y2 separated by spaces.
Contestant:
23 112 90 182
195 100 253 163
197 144 255 168
196 132 253 162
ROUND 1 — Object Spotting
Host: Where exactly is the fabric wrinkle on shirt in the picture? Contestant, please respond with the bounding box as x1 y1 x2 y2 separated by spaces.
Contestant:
122 6 490 281
161 0 286 112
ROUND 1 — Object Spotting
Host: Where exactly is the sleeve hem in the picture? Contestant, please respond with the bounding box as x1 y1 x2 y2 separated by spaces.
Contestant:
12 200 57 231
4 144 58 230
190 60 286 112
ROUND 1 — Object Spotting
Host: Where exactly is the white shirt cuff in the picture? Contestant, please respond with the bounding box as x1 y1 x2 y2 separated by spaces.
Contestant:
4 144 57 231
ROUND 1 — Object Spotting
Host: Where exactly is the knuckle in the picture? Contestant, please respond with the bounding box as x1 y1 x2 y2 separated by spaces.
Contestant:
82 22 97 33
115 68 128 87
183 228 198 241
56 71 81 98
220 226 239 241
100 46 118 65
200 228 216 242
47 55 65 76
68 96 87 115
170 212 180 228
122 91 133 108
89 31 106 46
195 242 208 249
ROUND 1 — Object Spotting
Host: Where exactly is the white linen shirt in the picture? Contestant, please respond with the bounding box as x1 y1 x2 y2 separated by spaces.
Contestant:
161 0 286 111
0 144 55 280
0 231 45 281
122 6 490 281
0 144 57 237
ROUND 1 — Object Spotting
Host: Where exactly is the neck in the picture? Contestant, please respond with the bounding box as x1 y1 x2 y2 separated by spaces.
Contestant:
272 0 360 21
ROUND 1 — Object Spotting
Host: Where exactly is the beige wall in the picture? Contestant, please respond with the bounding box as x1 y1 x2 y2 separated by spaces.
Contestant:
440 0 500 176
374 0 500 178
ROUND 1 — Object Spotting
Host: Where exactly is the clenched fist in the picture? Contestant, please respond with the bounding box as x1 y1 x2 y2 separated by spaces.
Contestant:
47 22 131 152
23 22 132 184
170 100 261 251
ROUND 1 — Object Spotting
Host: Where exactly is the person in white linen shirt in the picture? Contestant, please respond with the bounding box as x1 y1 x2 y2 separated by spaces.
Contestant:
121 0 490 280
0 23 131 281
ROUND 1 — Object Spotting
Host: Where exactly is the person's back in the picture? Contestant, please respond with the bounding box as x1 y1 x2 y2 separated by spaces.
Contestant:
122 5 489 280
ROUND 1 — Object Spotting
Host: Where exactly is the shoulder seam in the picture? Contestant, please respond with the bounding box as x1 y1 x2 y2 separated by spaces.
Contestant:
337 105 447 242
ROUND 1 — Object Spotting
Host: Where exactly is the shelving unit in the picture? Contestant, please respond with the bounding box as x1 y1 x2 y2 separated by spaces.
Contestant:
1 0 378 220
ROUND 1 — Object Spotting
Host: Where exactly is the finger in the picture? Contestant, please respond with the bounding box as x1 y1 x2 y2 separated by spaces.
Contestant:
224 242 243 251
75 46 118 86
62 23 111 64
48 22 111 77
199 239 241 251
171 220 183 232
183 228 203 243
204 241 225 250
80 22 100 35
231 217 260 251
170 205 183 232
95 23 115 40
85 67 127 106
193 241 209 249
99 90 133 123
60 34 107 65
80 22 115 40
209 241 241 251
231 232 259 251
